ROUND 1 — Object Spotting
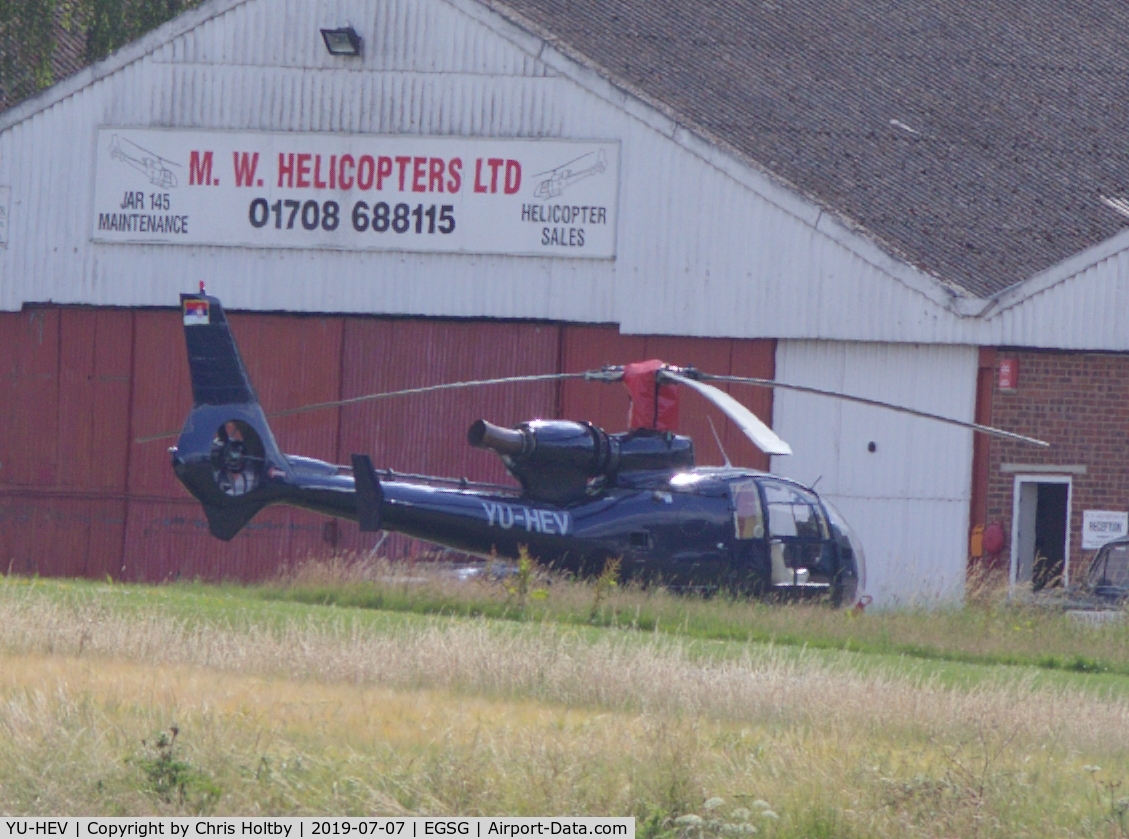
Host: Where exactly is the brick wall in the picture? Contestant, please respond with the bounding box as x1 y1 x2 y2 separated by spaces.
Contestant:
985 349 1129 577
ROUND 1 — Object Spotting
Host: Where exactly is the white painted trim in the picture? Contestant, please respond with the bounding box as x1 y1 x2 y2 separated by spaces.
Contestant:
1009 474 1074 590
1001 463 1087 475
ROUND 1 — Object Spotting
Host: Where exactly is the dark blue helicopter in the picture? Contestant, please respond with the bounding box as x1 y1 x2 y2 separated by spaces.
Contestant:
170 291 1046 606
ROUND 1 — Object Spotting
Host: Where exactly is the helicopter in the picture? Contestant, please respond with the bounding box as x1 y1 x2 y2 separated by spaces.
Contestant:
532 149 608 199
109 134 180 189
169 290 1048 606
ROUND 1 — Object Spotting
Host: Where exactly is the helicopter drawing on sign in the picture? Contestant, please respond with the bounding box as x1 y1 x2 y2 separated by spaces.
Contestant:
159 291 1047 606
533 150 608 199
109 134 180 189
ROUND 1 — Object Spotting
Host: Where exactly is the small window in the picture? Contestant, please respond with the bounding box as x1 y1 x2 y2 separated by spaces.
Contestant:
730 480 764 540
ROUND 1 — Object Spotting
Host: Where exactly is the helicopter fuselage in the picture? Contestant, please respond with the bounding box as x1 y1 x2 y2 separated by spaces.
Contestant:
370 467 858 600
175 439 860 602
171 291 864 604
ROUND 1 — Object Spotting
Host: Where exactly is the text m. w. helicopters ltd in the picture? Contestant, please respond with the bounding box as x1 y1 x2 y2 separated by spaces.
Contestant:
168 290 1047 607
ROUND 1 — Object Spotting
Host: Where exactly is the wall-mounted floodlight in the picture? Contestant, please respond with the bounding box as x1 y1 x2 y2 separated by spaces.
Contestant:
321 26 362 57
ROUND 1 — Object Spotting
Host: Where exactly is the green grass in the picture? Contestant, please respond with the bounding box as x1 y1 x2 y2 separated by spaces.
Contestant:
243 555 1129 680
3 572 1129 835
8 571 1129 699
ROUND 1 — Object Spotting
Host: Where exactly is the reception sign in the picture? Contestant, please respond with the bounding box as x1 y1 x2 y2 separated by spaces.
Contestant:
92 128 619 258
1082 510 1128 550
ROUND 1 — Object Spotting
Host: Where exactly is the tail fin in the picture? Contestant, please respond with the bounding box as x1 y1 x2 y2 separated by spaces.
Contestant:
181 293 258 406
173 293 284 540
351 455 384 532
173 292 365 540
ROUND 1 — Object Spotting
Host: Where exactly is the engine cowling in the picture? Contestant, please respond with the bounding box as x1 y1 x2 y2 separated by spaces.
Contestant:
468 419 694 503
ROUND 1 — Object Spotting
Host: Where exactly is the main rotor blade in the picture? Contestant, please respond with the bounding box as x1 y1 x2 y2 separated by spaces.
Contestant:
267 372 586 418
134 372 586 444
661 371 793 456
700 373 1050 448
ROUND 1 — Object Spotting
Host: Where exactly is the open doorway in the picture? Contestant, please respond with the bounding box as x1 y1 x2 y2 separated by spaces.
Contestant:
1010 476 1072 590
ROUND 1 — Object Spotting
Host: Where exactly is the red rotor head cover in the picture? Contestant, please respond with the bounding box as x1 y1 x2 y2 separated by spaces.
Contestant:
623 359 680 431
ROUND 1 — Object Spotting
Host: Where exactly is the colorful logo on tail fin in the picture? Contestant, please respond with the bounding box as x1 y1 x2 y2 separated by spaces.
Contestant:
183 299 209 326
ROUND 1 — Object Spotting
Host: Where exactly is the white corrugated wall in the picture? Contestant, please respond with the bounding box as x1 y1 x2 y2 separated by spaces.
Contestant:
771 340 979 606
5 0 1129 350
0 0 991 348
986 245 1129 351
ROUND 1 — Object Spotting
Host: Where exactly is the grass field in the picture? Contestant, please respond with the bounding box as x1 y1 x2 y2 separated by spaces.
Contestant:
2 565 1129 837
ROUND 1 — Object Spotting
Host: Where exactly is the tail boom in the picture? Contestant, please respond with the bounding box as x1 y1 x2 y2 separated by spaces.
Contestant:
173 291 586 565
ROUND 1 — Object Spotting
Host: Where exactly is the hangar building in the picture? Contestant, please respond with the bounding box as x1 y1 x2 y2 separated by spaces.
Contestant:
3 0 1129 603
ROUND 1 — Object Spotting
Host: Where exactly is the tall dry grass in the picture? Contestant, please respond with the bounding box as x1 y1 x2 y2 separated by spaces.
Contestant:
260 554 1129 675
1 584 1129 835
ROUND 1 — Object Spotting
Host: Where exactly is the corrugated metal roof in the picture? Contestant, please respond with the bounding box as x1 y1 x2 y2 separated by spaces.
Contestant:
12 0 1129 303
492 0 1129 299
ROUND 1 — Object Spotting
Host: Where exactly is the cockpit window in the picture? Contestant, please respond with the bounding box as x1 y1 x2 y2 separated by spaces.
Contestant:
730 480 764 540
761 480 828 540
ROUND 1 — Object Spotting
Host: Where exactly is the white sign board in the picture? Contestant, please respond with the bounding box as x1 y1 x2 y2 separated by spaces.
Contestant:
92 128 619 258
1082 510 1128 550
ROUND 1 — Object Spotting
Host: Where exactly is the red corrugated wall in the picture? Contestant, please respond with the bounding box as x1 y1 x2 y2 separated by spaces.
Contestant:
0 308 131 578
334 318 561 556
0 307 775 581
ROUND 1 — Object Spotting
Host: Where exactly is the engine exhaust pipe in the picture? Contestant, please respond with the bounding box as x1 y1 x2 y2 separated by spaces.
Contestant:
467 419 528 456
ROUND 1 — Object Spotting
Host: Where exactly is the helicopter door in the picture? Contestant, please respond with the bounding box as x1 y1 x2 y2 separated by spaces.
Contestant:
727 480 771 593
644 488 731 591
760 479 829 588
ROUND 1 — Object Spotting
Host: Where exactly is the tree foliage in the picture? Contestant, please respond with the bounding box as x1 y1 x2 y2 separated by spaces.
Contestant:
0 0 201 110
87 0 197 64
0 0 61 106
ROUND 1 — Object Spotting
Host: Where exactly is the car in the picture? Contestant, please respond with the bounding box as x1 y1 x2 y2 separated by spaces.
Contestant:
1074 538 1129 609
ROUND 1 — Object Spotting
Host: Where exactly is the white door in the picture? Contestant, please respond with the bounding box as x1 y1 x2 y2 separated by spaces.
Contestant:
771 340 978 605
1013 482 1039 586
